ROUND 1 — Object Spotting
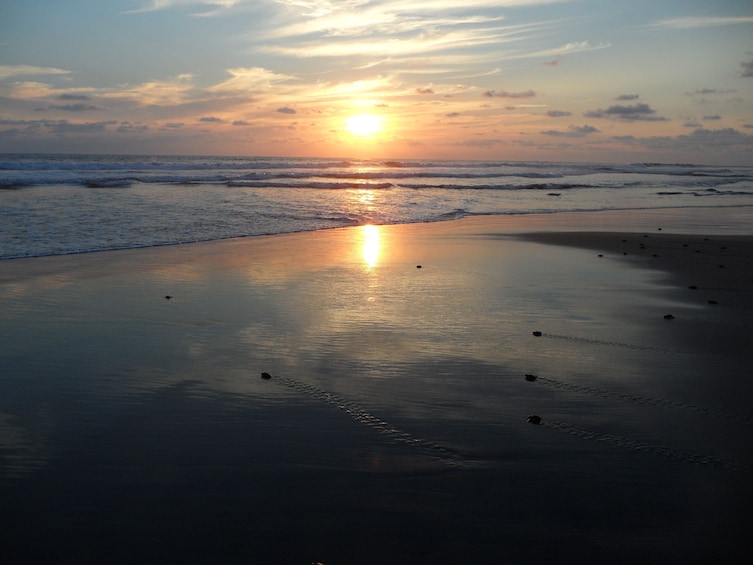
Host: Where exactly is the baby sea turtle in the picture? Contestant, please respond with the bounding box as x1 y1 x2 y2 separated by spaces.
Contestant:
527 415 542 425
524 374 538 382
261 372 272 380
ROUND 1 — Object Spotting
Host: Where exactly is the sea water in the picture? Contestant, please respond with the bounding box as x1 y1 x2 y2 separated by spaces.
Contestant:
1 153 752 259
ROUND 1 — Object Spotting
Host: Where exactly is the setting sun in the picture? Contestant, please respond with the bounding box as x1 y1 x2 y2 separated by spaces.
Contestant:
345 114 382 136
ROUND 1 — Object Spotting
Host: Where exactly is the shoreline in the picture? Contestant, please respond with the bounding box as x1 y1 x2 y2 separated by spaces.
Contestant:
2 204 753 264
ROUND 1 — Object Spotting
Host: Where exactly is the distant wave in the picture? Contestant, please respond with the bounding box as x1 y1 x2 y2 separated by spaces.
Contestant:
2 154 751 190
227 180 395 190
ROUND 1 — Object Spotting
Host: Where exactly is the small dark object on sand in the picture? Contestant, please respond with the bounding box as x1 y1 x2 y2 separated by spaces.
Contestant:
416 265 422 269
261 372 272 380
525 374 537 382
664 314 675 320
718 264 725 268
548 192 561 196
652 254 659 258
532 331 542 337
688 285 698 290
597 254 603 257
164 295 172 300
527 415 542 425
708 300 718 305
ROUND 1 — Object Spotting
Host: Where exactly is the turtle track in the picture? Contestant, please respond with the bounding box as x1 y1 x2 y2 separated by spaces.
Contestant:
528 375 753 426
538 332 690 354
541 420 753 474
272 375 471 468
536 331 750 358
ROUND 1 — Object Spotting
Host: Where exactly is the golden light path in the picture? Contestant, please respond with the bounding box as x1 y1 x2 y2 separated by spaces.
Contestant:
361 224 380 271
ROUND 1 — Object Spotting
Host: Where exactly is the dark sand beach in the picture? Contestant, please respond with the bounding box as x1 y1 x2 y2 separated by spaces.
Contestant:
1 209 752 564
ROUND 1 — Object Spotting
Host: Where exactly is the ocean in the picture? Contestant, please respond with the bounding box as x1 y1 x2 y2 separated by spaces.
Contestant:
2 153 752 259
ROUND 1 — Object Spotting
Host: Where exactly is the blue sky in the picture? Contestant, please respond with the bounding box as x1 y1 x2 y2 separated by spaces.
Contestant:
1 0 752 163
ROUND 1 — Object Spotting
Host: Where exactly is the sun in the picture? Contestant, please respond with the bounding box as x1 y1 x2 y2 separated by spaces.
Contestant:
345 114 382 136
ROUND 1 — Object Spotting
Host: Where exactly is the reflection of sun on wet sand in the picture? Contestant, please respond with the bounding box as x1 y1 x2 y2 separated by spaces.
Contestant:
360 224 380 270
2 209 753 563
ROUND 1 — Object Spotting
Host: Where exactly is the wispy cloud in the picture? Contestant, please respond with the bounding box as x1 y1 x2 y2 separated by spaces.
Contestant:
263 26 522 58
206 67 294 94
6 82 96 100
268 10 506 40
260 0 568 66
126 0 244 15
0 65 70 80
513 40 610 60
104 75 195 106
647 16 753 29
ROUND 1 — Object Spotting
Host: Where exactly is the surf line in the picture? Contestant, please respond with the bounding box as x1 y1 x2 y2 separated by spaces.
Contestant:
266 374 471 468
526 375 753 426
540 420 753 474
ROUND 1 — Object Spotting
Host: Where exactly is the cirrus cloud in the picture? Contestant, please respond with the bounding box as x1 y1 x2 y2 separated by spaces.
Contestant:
0 65 70 80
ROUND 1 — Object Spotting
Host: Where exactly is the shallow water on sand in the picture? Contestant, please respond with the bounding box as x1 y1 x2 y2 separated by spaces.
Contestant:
1 217 752 563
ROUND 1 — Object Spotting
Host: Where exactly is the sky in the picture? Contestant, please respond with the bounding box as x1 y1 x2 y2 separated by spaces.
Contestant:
1 0 752 164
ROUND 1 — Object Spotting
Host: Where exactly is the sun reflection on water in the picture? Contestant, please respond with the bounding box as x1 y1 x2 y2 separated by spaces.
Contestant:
361 224 380 271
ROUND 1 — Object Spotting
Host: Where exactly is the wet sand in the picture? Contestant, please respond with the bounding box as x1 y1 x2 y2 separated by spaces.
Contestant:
1 209 752 563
